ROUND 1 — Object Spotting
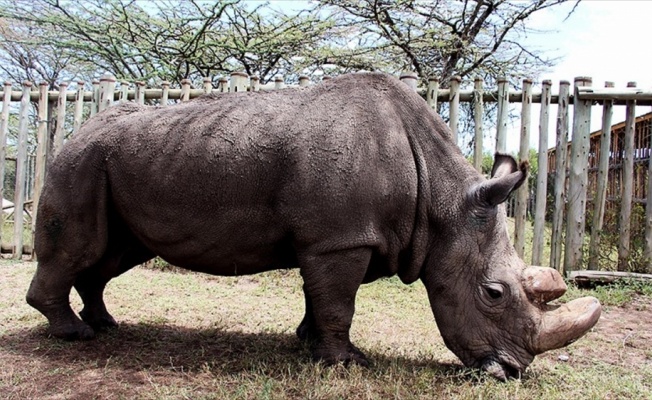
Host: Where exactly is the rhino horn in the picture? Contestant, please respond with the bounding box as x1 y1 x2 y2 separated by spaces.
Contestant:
469 154 528 207
522 266 567 304
534 296 601 354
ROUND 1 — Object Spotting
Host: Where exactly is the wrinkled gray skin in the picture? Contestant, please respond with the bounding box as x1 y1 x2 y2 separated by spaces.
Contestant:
27 73 600 380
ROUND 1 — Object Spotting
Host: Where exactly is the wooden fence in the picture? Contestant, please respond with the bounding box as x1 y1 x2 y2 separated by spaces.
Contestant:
0 71 651 274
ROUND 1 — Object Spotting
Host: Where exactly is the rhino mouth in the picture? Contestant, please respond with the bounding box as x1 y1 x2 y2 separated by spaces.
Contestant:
479 356 522 381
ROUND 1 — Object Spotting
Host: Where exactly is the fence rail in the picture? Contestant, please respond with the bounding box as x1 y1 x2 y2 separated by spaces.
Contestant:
0 72 650 274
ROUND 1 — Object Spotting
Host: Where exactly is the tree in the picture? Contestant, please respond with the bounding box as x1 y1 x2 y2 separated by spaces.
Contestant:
0 0 334 86
310 0 579 86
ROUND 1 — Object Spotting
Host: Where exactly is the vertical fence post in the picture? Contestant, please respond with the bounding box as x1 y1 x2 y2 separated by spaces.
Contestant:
617 82 637 271
218 77 228 93
161 81 170 106
0 81 11 248
532 79 552 266
495 77 509 153
646 102 652 271
135 82 145 104
588 82 614 270
52 82 68 157
90 79 100 117
473 77 484 173
564 76 593 274
274 75 284 90
73 81 85 134
98 74 115 112
299 75 310 88
203 77 212 95
514 78 533 258
449 76 461 146
13 81 32 258
119 80 129 103
399 71 418 91
230 72 248 93
250 76 260 92
180 79 191 101
32 81 49 257
427 77 439 111
550 80 571 272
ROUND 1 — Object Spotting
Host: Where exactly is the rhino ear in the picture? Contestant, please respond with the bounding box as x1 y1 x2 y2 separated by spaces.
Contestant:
470 153 529 207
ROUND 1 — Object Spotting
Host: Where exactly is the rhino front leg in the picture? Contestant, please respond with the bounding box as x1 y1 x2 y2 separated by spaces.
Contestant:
299 247 371 366
296 284 317 342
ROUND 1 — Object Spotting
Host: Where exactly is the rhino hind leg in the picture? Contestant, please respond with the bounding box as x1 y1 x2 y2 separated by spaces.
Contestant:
76 244 154 331
26 260 96 341
299 247 371 366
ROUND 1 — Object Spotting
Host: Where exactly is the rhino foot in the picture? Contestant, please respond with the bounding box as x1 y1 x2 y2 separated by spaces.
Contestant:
296 319 317 342
312 341 370 367
48 320 96 341
79 308 118 331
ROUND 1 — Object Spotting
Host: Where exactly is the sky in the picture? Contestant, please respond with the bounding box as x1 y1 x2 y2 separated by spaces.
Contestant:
267 0 651 152
502 0 652 152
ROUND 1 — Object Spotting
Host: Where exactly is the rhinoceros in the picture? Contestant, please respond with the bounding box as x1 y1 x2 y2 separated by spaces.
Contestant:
27 72 600 380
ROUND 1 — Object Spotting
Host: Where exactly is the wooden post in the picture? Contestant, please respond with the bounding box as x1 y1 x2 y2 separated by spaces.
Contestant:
230 72 248 93
52 82 68 157
588 82 615 270
32 82 50 255
73 81 85 134
618 82 637 271
646 102 652 271
564 76 593 273
161 81 170 106
550 80 571 273
495 77 509 153
299 75 310 88
135 82 145 104
13 81 32 259
203 77 212 95
250 76 260 92
449 76 461 146
532 79 552 266
426 77 439 110
0 81 11 248
274 75 284 90
514 78 533 258
472 77 484 173
218 77 228 93
399 72 418 91
90 79 100 117
119 80 130 103
180 79 191 101
98 74 115 112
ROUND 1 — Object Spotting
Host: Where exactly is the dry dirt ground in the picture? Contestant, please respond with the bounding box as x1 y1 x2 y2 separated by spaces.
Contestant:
1 261 651 399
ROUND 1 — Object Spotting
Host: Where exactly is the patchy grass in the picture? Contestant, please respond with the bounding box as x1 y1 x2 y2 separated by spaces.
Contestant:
1 260 651 399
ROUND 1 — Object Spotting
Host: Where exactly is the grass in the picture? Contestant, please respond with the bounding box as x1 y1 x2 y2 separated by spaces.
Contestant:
1 261 651 399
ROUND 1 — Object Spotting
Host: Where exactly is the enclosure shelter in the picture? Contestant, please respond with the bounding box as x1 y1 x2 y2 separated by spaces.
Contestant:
548 111 651 207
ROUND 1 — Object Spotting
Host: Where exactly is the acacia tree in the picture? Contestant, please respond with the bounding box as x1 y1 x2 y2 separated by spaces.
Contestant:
0 0 333 85
310 0 579 86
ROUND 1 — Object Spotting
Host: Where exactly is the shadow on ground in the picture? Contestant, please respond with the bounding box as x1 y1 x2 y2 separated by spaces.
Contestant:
2 322 466 377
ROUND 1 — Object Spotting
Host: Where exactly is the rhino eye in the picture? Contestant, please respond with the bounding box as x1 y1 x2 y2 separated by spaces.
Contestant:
485 286 503 300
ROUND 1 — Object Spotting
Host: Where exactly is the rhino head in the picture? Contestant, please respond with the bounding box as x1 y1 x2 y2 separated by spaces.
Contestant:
421 154 601 380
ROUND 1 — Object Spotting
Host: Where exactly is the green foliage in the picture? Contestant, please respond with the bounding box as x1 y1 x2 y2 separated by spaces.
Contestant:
585 200 650 273
0 0 577 87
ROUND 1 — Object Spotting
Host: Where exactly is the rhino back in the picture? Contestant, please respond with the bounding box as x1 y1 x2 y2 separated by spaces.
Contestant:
49 73 433 275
